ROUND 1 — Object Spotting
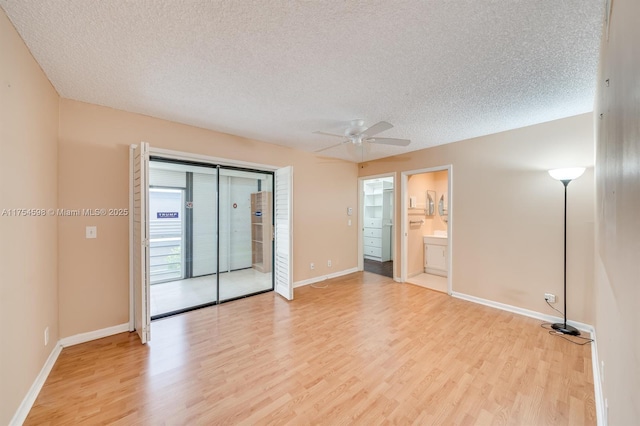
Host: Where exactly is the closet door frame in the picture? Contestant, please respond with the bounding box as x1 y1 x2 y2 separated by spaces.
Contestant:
357 173 397 278
130 146 293 342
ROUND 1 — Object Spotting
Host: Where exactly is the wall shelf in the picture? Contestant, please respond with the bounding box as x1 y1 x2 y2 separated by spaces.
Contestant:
408 208 427 215
251 191 272 273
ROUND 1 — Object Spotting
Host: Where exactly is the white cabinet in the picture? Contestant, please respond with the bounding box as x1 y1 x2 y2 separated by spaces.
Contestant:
424 235 447 276
363 228 382 238
364 179 393 261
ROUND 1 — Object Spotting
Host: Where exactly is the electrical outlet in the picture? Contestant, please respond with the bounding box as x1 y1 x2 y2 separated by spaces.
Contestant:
86 226 97 239
328 260 332 267
310 262 315 270
544 293 556 303
44 327 49 346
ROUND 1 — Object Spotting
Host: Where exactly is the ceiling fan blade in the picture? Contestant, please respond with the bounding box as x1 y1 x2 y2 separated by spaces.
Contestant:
362 121 393 137
315 141 347 153
368 137 411 147
313 130 345 138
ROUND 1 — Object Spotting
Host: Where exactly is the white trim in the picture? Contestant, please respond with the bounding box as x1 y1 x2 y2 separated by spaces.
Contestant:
451 291 594 332
59 323 130 348
447 166 453 296
9 344 62 426
293 267 358 288
149 147 279 171
358 172 397 275
357 178 364 272
590 328 606 426
128 145 135 332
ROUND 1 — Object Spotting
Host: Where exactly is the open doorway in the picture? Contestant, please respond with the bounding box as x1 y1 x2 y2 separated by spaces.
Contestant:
402 167 451 293
361 176 394 278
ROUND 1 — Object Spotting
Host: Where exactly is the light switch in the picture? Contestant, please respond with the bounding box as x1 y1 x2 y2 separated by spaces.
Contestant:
86 226 97 239
348 219 352 226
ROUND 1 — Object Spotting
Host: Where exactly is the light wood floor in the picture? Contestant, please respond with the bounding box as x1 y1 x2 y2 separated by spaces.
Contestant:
25 272 595 425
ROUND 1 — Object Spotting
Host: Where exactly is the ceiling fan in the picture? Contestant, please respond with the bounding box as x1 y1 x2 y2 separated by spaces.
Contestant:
314 120 411 153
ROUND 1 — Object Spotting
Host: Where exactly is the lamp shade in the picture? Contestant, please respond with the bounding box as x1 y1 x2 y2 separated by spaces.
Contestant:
548 167 585 181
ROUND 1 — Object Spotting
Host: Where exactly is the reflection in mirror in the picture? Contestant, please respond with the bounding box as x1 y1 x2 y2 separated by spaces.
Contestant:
426 190 435 216
438 194 448 222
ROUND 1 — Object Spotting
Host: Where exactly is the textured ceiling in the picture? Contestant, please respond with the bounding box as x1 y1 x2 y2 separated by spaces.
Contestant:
1 0 604 162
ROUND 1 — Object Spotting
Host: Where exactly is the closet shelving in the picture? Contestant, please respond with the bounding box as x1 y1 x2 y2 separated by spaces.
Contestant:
363 179 393 262
251 191 272 273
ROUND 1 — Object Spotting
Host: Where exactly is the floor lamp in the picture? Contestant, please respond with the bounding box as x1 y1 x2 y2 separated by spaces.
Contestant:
548 167 585 336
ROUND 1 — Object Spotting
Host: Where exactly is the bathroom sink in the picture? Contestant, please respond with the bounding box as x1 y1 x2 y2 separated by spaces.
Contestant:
424 234 447 245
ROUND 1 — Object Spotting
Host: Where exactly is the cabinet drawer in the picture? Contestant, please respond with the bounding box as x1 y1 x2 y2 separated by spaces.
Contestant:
364 237 382 248
363 228 382 238
364 246 382 257
364 218 382 228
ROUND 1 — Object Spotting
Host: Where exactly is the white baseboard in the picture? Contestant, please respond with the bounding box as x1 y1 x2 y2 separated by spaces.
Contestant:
10 323 131 425
451 291 594 332
294 267 359 288
9 344 62 426
451 291 604 425
59 323 130 348
590 328 606 426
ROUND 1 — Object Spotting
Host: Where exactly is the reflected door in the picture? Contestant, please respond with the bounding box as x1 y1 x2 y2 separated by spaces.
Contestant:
219 170 273 302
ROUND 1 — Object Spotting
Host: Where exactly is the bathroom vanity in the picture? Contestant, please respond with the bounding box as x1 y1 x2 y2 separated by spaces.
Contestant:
423 232 448 276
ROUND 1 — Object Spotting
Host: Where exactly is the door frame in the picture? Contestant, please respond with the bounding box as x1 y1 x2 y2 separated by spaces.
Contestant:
130 146 293 339
400 165 453 295
358 172 397 280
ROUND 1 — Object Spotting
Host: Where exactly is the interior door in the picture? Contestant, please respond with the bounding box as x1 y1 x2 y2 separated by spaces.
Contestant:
132 142 151 343
274 166 293 300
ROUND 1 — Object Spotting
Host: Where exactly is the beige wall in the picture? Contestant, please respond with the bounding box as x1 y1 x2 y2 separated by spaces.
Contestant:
360 114 595 325
406 173 429 276
57 99 358 337
594 0 640 423
0 10 59 425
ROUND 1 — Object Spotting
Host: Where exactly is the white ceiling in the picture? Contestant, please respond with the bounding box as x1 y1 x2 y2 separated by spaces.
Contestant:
2 0 604 162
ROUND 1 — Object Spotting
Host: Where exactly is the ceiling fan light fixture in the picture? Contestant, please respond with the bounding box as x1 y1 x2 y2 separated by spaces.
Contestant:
313 120 410 153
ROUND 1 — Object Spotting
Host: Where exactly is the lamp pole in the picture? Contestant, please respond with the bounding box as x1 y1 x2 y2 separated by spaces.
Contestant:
551 179 580 336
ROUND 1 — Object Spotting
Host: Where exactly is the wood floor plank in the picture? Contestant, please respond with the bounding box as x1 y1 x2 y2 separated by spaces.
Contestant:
24 272 595 425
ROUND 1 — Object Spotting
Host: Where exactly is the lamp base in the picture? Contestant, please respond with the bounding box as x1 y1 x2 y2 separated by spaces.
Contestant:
551 323 580 336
